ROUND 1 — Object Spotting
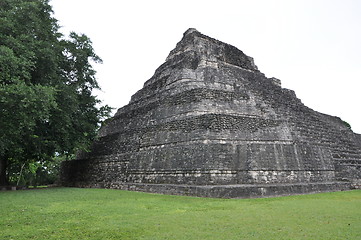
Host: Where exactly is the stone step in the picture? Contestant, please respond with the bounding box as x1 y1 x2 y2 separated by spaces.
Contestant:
334 159 361 166
110 182 352 199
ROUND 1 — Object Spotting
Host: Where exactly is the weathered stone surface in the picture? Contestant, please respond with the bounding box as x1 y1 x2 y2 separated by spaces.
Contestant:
60 29 361 197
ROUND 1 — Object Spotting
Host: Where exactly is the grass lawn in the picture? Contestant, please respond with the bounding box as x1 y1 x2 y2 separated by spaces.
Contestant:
0 188 360 240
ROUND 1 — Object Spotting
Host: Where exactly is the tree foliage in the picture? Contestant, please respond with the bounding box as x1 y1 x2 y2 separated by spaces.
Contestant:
0 0 111 185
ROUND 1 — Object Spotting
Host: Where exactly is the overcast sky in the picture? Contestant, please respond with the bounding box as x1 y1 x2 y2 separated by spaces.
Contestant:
51 0 361 133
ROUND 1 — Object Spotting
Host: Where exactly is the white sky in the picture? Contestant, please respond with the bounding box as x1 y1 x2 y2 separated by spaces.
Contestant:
51 0 361 134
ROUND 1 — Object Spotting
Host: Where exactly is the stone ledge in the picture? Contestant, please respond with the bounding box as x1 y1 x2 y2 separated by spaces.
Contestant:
106 182 352 199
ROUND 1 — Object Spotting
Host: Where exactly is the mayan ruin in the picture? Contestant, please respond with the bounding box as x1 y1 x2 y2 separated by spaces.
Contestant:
60 28 361 198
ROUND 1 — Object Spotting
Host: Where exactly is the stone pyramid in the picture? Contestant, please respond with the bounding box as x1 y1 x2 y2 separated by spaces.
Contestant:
60 28 361 198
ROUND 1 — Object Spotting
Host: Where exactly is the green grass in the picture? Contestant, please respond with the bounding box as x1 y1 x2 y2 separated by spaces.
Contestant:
0 188 360 240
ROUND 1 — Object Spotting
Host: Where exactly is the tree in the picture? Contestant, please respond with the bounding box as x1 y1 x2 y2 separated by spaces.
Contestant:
0 0 111 186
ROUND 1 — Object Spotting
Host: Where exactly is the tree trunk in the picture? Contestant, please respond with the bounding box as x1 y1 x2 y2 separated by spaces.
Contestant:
0 157 8 186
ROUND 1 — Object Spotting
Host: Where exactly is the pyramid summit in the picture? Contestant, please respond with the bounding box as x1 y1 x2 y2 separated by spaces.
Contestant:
60 29 361 198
